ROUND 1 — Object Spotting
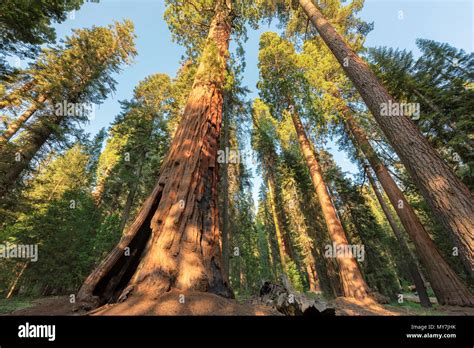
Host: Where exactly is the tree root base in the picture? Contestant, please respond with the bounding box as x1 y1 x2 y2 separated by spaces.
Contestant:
88 289 281 316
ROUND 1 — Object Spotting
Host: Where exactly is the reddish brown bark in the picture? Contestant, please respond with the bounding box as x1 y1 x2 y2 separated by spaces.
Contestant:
305 260 321 293
76 1 234 308
220 97 230 281
333 86 473 305
290 110 370 299
344 108 473 305
267 177 294 267
299 0 474 279
366 168 431 308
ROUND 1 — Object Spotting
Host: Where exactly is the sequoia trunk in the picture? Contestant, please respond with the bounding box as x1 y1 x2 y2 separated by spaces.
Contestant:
267 177 294 267
344 108 473 305
299 0 474 278
366 169 431 308
290 110 370 299
76 1 234 307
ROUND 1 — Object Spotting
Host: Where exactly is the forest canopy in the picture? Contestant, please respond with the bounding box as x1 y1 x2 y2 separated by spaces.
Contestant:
0 0 472 316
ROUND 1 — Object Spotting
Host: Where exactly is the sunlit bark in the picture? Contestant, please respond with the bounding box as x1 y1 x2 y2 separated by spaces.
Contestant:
290 109 370 299
299 0 474 280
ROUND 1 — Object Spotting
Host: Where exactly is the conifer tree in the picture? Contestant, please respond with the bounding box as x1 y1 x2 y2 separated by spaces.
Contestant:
0 21 136 199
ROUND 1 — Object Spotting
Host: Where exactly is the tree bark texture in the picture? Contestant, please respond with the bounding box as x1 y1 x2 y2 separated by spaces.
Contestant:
299 0 474 280
76 1 234 307
366 169 432 308
290 110 370 299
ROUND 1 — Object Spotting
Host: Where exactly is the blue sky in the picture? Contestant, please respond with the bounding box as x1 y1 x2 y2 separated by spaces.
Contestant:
43 0 472 205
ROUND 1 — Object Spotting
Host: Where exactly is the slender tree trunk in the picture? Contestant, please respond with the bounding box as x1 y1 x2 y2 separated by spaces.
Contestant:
299 182 339 297
76 1 234 307
305 260 320 293
366 168 432 308
0 81 34 110
119 185 137 232
290 110 370 299
6 262 29 299
92 164 113 205
0 115 63 198
119 161 143 233
264 202 280 279
300 237 321 293
220 95 230 282
343 107 473 305
290 188 321 292
267 177 294 267
0 94 46 146
265 223 278 281
308 224 340 297
299 0 474 278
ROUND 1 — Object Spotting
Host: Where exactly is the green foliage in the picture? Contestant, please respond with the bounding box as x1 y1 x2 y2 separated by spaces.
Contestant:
91 214 121 261
11 190 100 295
26 144 91 202
0 144 120 297
368 40 473 188
94 72 181 228
33 20 137 105
0 20 137 208
0 0 87 76
229 163 264 296
164 0 260 60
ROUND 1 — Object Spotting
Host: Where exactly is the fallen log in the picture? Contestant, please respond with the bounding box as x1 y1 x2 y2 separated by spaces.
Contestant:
255 276 336 316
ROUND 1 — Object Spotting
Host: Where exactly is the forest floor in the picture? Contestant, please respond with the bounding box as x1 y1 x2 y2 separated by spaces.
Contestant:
3 293 474 316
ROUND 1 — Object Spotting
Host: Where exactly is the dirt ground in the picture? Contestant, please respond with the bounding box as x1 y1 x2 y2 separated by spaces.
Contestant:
5 293 474 316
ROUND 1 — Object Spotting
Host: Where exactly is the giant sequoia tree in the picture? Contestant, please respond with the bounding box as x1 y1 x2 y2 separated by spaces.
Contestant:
258 33 370 299
296 36 473 304
76 0 245 309
294 0 474 280
368 41 474 190
258 0 474 305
